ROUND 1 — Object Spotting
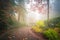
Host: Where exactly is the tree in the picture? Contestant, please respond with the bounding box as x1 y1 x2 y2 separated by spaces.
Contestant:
0 0 16 32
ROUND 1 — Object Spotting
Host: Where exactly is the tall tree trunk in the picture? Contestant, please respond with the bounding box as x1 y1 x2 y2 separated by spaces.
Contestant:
47 0 49 27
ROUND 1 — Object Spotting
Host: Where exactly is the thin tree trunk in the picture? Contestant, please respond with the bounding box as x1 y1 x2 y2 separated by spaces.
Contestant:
18 13 20 22
47 0 49 27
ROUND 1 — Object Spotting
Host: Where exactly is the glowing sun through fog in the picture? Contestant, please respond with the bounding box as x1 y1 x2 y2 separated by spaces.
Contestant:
24 0 47 24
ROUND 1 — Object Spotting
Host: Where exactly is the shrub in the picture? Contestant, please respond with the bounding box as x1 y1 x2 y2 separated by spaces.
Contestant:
32 20 46 33
43 29 60 40
32 26 43 32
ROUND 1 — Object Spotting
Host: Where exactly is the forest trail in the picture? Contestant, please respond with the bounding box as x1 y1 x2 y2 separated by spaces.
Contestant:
7 26 46 40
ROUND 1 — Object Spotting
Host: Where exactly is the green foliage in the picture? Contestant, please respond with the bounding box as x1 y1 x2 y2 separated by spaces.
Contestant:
43 29 60 40
0 11 7 30
45 17 60 28
7 17 14 25
0 0 18 33
9 0 16 6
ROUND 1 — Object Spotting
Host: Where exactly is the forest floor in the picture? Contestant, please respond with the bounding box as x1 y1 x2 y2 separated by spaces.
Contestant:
0 26 47 40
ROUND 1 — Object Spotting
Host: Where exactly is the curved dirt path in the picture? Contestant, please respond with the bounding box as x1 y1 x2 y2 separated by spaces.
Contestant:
7 26 46 40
